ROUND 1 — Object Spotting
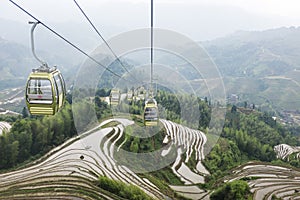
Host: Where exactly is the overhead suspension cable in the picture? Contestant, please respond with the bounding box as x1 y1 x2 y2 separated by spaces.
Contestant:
73 0 140 83
9 0 126 80
150 0 154 97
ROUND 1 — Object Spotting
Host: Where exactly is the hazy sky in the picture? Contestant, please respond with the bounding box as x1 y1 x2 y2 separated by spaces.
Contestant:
1 0 300 41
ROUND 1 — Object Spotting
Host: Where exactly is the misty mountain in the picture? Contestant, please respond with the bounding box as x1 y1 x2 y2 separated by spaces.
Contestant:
203 26 300 78
0 18 93 88
0 18 124 65
0 37 77 89
0 18 130 88
1 21 300 112
202 26 300 111
0 37 29 76
0 37 33 88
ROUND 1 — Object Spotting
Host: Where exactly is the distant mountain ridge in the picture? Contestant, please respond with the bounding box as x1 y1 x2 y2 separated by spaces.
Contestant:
0 18 125 89
201 27 300 112
0 38 32 87
203 26 300 78
1 23 300 112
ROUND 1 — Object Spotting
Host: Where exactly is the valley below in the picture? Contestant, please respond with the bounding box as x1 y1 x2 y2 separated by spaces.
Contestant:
1 116 300 200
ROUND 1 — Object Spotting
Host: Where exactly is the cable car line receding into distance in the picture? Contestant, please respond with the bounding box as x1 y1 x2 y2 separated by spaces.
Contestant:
144 0 159 126
10 0 159 123
8 0 128 81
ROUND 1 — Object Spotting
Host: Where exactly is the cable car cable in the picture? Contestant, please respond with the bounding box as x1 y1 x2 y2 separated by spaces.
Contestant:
150 0 154 98
143 0 158 126
9 0 127 80
73 0 141 84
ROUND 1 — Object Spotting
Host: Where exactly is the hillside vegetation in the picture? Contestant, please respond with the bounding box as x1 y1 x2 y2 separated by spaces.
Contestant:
1 87 300 199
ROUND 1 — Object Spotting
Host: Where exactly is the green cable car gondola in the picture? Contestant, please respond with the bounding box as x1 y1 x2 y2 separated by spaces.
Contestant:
144 98 159 126
25 21 66 115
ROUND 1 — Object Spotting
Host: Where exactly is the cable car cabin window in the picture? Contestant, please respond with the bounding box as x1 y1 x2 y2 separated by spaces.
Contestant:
144 107 158 120
111 93 119 101
27 79 53 104
58 73 66 94
54 74 63 95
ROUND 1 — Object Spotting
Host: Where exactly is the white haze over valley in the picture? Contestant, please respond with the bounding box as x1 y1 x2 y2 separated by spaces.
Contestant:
1 0 300 43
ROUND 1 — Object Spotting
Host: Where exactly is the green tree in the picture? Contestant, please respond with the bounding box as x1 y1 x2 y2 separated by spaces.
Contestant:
8 141 19 167
97 176 153 200
0 102 77 170
244 101 248 108
211 180 251 200
130 137 139 153
22 107 29 118
16 131 32 163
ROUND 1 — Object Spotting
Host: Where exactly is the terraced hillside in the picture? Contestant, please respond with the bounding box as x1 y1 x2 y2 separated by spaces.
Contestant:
274 144 300 160
0 121 11 135
0 118 209 199
224 162 300 200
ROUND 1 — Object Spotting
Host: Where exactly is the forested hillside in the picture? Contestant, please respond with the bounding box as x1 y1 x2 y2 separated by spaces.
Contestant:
204 106 298 177
0 103 76 169
2 89 299 167
1 88 300 199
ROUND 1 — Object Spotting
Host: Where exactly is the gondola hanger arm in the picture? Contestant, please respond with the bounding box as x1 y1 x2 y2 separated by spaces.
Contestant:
29 21 48 69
